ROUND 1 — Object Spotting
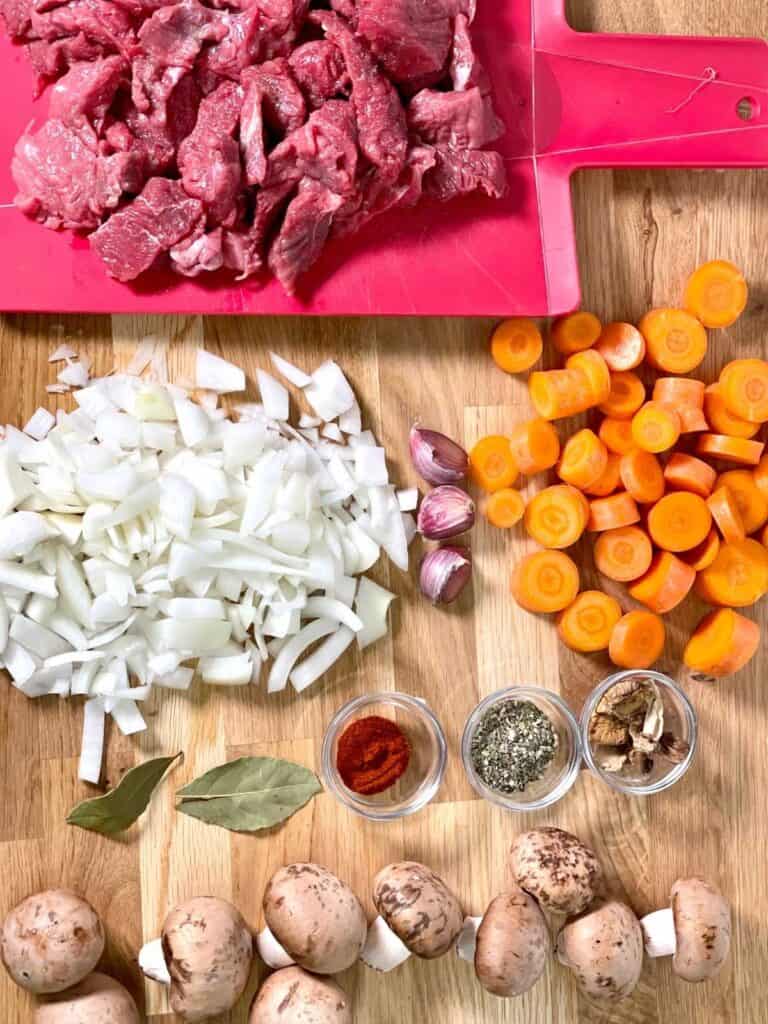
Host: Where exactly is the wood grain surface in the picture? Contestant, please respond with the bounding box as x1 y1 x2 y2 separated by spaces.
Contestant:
2 0 767 1020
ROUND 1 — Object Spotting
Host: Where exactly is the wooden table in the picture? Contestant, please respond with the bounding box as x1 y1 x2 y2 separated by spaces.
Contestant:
2 1 767 1020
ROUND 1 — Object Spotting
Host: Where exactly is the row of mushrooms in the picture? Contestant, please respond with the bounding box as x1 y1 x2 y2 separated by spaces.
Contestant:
1 828 731 1021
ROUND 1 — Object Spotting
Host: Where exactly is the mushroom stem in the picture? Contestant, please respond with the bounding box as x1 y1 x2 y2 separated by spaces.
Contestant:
640 907 676 958
138 938 171 986
456 916 483 961
359 916 411 972
256 926 296 970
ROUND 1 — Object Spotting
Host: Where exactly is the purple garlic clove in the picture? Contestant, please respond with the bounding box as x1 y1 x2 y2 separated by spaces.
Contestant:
417 485 475 540
420 546 472 604
409 426 468 486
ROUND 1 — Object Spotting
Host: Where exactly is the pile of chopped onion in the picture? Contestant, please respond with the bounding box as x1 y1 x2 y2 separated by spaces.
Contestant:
0 349 413 783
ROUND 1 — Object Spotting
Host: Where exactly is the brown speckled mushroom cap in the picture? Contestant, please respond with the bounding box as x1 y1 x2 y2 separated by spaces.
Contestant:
671 877 731 982
34 972 140 1023
263 863 367 975
249 966 352 1024
509 828 603 915
1 889 105 994
556 899 643 1002
372 862 464 959
162 896 253 1023
475 888 549 997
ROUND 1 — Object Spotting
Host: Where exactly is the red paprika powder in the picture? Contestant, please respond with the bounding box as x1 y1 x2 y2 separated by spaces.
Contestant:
336 715 411 795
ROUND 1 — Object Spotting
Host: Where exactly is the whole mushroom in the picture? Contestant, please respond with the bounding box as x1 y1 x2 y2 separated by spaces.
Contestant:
35 972 140 1024
258 864 366 974
509 828 603 915
556 899 644 1002
1 890 105 994
640 876 731 982
249 966 352 1024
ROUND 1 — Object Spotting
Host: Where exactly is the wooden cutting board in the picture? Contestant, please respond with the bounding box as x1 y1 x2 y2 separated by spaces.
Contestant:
1 0 767 1020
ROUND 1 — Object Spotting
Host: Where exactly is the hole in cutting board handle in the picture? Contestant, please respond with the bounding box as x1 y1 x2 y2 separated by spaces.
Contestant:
737 96 759 121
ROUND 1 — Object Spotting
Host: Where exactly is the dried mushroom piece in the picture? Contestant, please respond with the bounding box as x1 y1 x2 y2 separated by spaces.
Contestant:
593 746 629 773
658 732 691 764
588 714 629 747
596 677 653 720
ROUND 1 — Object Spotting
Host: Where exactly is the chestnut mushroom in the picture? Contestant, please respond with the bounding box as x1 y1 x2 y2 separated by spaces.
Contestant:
556 899 644 1002
249 966 352 1024
640 876 731 982
509 827 603 915
35 972 140 1024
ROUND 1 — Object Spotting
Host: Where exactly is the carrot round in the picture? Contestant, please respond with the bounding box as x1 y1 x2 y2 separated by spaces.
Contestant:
652 377 706 409
490 318 543 374
508 418 560 475
557 591 622 652
598 371 646 419
684 609 759 677
557 429 608 491
585 453 622 497
631 402 681 453
511 550 580 613
484 488 525 528
684 260 748 329
609 610 666 669
587 492 640 532
715 469 768 533
528 368 595 421
640 308 708 373
628 551 696 613
754 455 768 501
565 349 611 404
696 433 765 467
647 492 712 552
663 453 716 498
703 383 759 438
719 359 768 423
695 538 768 607
594 322 646 371
707 486 746 543
551 311 602 355
619 449 665 504
524 484 588 549
594 526 653 582
599 417 636 456
682 529 720 571
469 435 518 492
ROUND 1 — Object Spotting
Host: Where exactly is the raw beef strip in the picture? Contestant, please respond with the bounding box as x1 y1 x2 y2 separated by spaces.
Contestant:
266 99 358 197
329 0 356 23
30 0 135 57
121 72 200 172
0 0 32 38
424 145 506 201
449 12 485 91
254 0 309 59
170 225 224 276
26 33 104 80
288 41 348 109
48 56 125 126
408 87 503 149
196 7 260 91
355 0 452 86
109 0 176 13
310 10 407 184
90 177 204 280
242 58 306 135
222 177 294 278
178 80 243 225
268 178 343 294
239 77 267 185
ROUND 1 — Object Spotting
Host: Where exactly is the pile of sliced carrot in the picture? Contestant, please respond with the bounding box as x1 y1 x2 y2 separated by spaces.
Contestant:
477 260 765 678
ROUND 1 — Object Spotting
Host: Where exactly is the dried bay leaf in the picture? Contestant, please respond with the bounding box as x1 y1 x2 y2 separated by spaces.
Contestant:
67 752 182 834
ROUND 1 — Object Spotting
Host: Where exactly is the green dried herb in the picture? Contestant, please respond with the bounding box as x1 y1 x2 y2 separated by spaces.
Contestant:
471 700 557 794
67 752 182 834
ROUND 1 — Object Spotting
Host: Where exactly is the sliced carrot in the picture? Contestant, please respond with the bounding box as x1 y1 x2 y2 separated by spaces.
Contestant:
652 377 706 409
609 610 666 669
524 484 588 549
631 402 681 453
682 529 720 571
594 322 646 371
680 406 710 433
598 371 646 419
594 526 653 582
557 429 608 491
684 260 748 329
508 418 560 475
484 488 525 528
557 591 622 652
599 417 636 456
703 383 760 438
754 455 768 502
565 349 611 404
761 522 768 548
511 550 580 613
490 318 543 374
684 609 759 677
551 312 602 355
719 359 768 423
628 551 696 613
528 368 595 420
619 450 665 504
640 308 708 374
695 538 768 607
585 453 622 497
587 492 640 532
707 486 746 543
647 492 712 552
663 453 716 498
469 436 518 492
696 433 765 467
715 470 768 533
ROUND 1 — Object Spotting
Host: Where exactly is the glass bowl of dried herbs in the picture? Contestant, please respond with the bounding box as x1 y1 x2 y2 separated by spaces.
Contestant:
461 687 582 812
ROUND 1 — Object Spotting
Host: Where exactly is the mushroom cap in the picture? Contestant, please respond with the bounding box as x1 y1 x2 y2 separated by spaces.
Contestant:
556 899 643 1002
248 966 352 1024
372 861 464 959
1 889 105 994
34 972 140 1023
475 887 549 997
509 828 603 915
162 896 253 1022
671 877 731 982
263 864 366 974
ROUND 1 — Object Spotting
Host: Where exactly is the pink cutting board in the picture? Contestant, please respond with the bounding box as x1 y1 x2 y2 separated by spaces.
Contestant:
1 0 767 316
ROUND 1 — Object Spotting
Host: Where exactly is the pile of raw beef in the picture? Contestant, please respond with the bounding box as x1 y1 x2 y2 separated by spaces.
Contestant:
2 0 507 294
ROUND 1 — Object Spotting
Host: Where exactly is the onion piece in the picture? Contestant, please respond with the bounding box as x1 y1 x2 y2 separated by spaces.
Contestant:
304 361 356 421
110 699 147 736
174 398 210 448
78 698 105 782
49 344 77 363
266 617 336 693
355 578 396 649
290 625 354 693
198 652 252 685
269 352 312 388
24 408 56 441
196 350 245 393
257 370 289 421
301 597 363 632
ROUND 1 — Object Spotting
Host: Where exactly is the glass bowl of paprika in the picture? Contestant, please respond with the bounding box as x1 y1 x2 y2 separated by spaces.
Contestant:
321 692 447 820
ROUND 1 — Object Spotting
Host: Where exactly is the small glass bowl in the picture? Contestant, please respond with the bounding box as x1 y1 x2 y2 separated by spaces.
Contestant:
321 692 447 821
580 670 697 795
461 686 582 812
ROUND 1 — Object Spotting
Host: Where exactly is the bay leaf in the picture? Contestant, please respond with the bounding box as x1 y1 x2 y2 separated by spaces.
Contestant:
175 756 322 832
67 752 182 834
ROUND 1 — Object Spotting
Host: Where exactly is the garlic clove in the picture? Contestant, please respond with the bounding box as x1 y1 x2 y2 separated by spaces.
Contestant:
417 486 475 540
420 545 472 604
409 426 468 486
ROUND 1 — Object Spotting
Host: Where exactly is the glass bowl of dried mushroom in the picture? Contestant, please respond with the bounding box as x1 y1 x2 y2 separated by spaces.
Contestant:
580 670 697 795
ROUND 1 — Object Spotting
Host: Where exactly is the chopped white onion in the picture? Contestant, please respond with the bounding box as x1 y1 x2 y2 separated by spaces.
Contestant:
269 352 312 388
78 699 105 782
49 344 77 363
304 361 356 421
290 625 354 693
355 578 396 649
196 350 245 393
267 617 337 693
257 370 289 421
24 408 56 441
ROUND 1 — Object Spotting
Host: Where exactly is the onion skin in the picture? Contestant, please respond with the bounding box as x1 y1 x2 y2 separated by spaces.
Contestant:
409 426 468 486
419 546 472 604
